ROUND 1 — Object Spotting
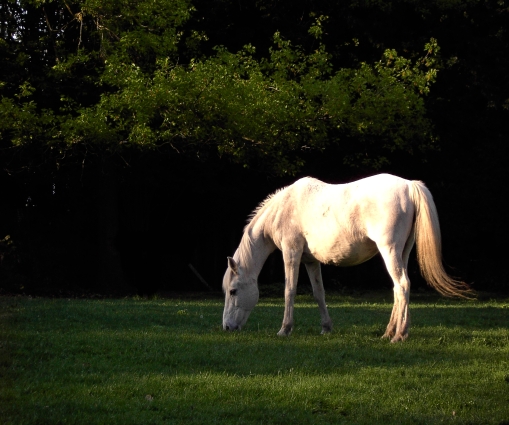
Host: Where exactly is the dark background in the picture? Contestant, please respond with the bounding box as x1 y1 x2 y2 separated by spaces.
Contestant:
1 0 508 296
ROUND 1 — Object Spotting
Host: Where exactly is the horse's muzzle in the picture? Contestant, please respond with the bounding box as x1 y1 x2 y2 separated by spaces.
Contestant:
223 323 241 331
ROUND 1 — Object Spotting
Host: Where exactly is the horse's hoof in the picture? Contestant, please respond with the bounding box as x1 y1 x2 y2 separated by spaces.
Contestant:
277 326 292 337
390 334 408 343
381 329 395 339
320 321 332 334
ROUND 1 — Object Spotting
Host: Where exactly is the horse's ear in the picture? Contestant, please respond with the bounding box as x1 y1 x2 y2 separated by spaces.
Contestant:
227 257 239 274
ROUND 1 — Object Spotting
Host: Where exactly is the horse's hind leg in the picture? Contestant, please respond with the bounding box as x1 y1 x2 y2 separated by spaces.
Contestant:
382 231 414 341
382 304 398 340
305 261 332 334
379 244 412 342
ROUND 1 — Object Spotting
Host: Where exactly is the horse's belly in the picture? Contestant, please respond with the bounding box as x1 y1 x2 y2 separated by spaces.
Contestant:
305 237 378 267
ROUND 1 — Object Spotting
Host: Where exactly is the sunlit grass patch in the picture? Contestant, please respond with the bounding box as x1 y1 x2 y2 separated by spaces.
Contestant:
1 293 509 424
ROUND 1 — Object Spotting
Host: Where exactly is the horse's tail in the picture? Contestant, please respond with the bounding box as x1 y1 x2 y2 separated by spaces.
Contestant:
409 180 474 298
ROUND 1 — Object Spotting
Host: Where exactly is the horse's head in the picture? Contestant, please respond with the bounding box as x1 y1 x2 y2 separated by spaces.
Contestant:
222 256 259 331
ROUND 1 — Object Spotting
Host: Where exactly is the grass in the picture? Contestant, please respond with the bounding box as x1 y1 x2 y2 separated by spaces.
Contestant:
1 291 509 424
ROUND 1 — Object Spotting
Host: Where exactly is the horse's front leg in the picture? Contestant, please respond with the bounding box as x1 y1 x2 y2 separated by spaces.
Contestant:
277 248 302 336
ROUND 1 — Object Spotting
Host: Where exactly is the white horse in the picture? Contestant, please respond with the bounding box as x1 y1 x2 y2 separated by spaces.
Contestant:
222 174 471 342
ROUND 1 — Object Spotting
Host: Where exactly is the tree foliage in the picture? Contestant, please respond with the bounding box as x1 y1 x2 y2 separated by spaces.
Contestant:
1 0 439 175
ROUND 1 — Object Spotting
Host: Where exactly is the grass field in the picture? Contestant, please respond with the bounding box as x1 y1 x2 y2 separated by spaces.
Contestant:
1 292 509 424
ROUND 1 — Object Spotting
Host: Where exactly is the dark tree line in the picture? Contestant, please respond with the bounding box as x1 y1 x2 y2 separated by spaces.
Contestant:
1 0 508 296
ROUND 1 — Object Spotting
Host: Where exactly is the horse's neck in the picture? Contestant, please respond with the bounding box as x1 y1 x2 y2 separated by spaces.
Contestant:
234 226 275 280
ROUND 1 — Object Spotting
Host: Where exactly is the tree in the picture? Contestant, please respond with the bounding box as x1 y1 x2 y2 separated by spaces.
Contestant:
0 0 440 293
1 1 439 175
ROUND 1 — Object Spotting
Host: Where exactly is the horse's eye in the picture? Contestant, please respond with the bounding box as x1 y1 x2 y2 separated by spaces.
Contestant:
230 289 237 296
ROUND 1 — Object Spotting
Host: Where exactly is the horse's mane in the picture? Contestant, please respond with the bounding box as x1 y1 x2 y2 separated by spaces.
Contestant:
245 186 287 229
237 185 288 268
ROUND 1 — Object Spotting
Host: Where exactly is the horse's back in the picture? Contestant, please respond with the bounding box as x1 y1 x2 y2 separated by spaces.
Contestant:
270 174 415 266
290 174 413 220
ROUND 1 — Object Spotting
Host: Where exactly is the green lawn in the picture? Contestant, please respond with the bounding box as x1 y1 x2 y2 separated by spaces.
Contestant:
1 292 509 424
